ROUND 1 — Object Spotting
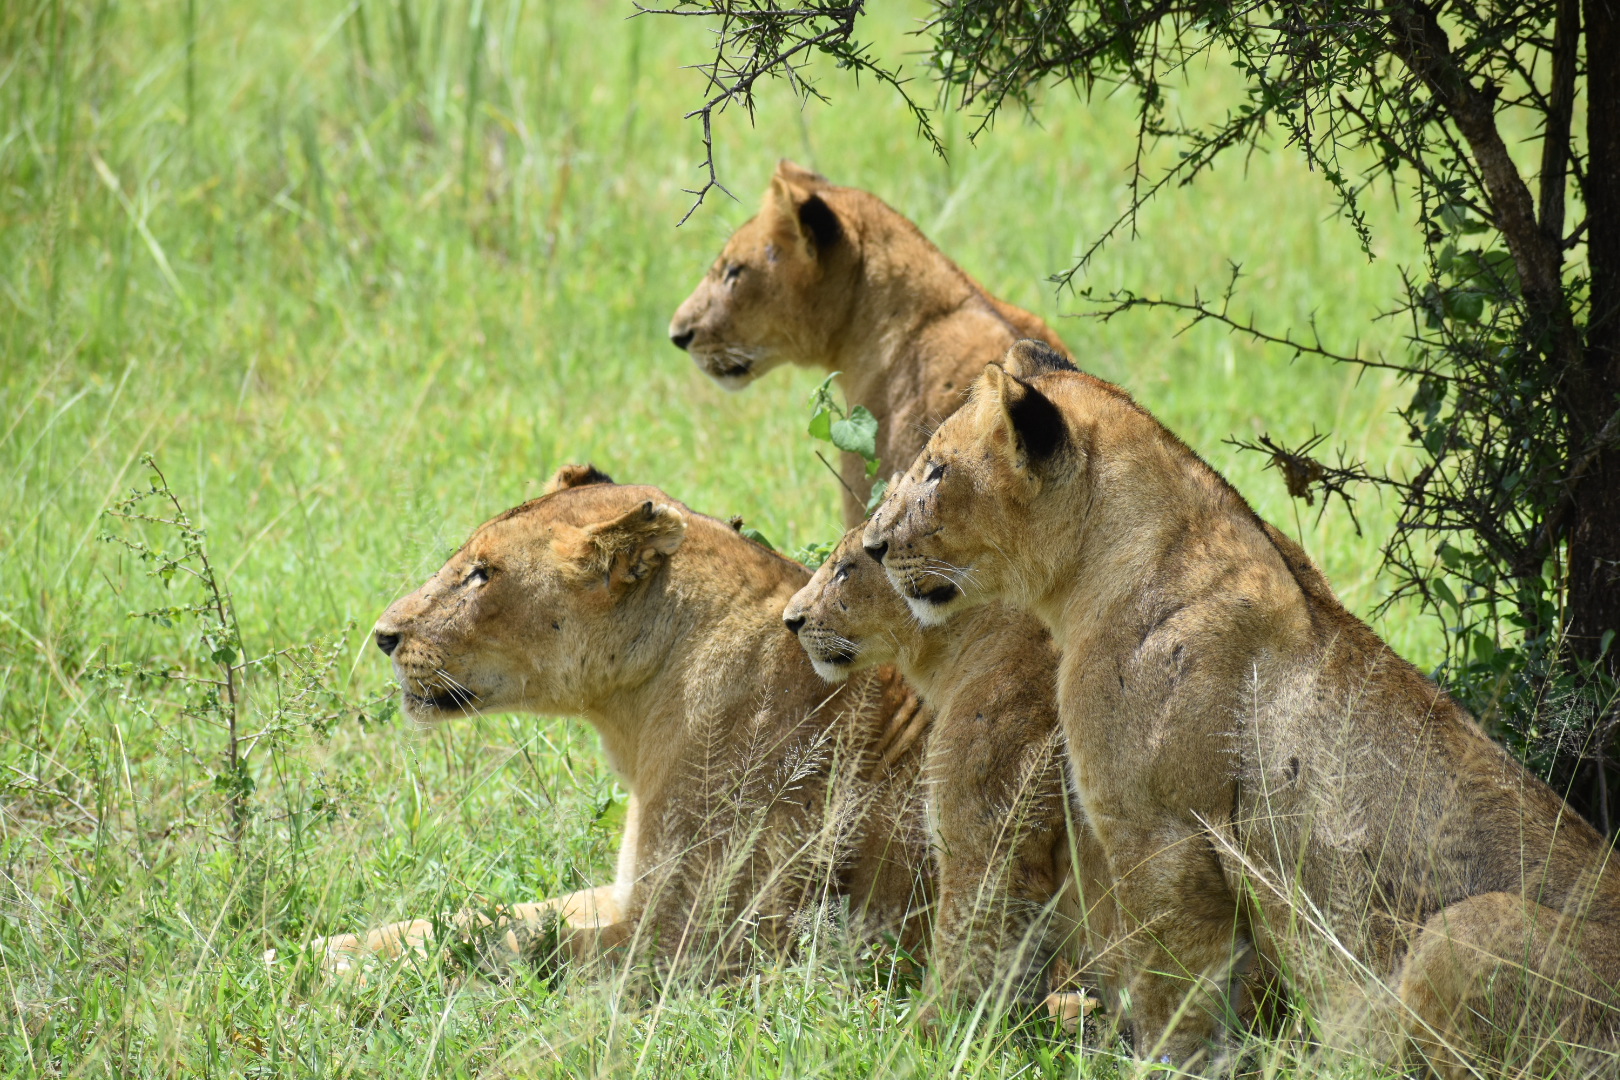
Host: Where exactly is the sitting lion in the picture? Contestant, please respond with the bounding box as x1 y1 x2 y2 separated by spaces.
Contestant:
782 524 1117 1017
297 465 932 976
864 340 1620 1076
668 159 1070 524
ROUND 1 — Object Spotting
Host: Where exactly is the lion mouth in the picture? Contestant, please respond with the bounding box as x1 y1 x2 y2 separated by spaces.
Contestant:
815 646 858 667
693 347 763 387
911 582 961 607
403 685 480 712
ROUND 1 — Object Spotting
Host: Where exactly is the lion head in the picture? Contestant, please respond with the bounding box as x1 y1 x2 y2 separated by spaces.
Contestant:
862 340 1125 625
780 525 915 683
667 159 853 390
373 466 688 726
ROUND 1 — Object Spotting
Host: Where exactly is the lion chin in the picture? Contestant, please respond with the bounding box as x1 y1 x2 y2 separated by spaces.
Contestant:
701 364 756 392
895 580 961 627
806 653 855 683
692 348 778 391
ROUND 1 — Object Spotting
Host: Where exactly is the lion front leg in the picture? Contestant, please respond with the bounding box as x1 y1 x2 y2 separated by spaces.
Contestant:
482 885 632 962
925 729 1071 1013
273 885 633 979
1099 818 1248 1065
275 918 441 979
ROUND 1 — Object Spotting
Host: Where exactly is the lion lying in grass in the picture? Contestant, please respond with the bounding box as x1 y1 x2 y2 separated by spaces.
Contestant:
668 159 1069 523
864 340 1620 1075
297 465 932 977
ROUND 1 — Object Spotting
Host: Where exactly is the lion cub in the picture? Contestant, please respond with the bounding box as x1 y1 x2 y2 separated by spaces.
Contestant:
865 340 1620 1076
669 159 1069 524
782 525 1116 1017
298 466 931 977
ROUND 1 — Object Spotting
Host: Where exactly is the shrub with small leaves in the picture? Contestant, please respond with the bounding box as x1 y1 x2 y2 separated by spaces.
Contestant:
96 455 385 845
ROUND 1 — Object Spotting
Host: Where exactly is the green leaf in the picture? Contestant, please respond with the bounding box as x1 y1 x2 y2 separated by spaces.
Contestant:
1443 288 1485 324
594 795 627 830
808 406 833 443
1431 576 1460 614
865 477 888 514
790 539 836 570
1439 204 1488 236
1602 630 1616 661
738 525 774 551
806 372 843 443
830 405 879 463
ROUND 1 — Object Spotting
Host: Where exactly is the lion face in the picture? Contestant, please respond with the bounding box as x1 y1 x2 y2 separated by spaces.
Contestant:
864 343 1080 626
373 476 686 726
781 526 915 683
668 160 849 390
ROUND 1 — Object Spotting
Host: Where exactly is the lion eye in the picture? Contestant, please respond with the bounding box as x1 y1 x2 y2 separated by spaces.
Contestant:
835 562 853 581
926 461 946 483
724 262 744 282
465 566 490 587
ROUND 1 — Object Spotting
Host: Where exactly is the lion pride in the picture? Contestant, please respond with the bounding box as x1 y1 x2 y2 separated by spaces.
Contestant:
864 340 1620 1076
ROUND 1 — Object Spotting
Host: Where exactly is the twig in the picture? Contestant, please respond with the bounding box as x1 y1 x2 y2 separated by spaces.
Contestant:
814 450 861 503
1225 431 1378 536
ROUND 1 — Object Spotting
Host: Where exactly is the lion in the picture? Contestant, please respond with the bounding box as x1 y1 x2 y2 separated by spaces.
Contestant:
782 524 1117 1020
668 159 1070 524
294 465 933 978
863 339 1620 1075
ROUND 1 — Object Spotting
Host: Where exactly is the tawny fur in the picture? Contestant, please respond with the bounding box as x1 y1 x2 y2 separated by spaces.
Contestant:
668 159 1069 524
310 467 932 976
668 162 1105 1024
864 340 1620 1076
783 525 1118 1014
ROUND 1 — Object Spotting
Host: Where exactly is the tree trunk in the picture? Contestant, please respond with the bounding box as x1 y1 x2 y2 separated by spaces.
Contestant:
1572 0 1620 661
1570 0 1620 829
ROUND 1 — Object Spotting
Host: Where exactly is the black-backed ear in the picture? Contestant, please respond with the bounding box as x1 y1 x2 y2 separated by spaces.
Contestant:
796 194 841 253
545 463 615 494
584 501 687 585
1002 339 1076 378
768 165 841 256
978 363 1067 472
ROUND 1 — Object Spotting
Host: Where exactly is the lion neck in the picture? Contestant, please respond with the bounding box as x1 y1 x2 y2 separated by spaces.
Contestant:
1028 414 1299 646
891 603 1002 702
814 199 993 412
577 527 818 797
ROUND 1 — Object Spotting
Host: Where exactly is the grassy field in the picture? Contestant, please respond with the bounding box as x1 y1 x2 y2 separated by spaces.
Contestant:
0 1 1451 1075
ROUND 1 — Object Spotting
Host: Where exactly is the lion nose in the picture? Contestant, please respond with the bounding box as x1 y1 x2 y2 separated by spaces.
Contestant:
670 328 695 351
783 613 806 635
863 539 888 563
375 630 401 657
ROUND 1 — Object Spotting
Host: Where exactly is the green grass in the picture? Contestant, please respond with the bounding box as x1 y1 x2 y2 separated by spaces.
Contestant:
0 1 1443 1075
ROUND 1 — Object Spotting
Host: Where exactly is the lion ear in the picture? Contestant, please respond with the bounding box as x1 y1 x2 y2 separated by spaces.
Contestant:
1001 339 1076 379
545 463 615 494
977 363 1067 473
774 158 827 187
767 161 840 256
585 501 687 585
